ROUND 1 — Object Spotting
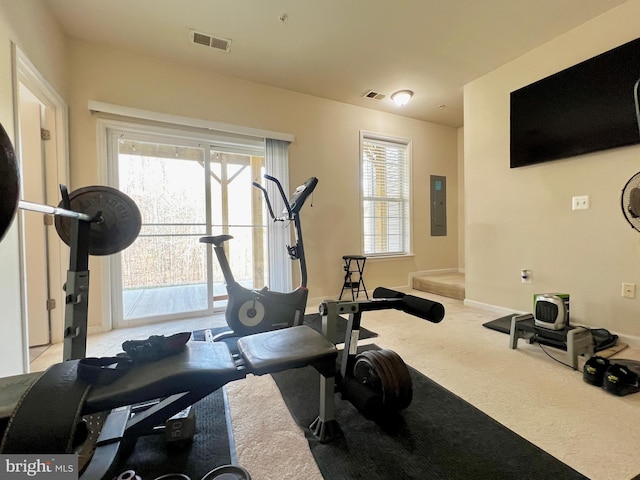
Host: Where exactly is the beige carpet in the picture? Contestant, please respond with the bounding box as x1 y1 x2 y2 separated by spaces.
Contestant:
30 291 640 480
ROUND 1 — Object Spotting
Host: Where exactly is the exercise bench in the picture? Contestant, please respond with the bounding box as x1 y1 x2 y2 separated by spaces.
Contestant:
0 325 337 479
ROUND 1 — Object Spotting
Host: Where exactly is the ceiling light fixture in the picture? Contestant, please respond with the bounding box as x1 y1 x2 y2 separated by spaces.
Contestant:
391 90 413 107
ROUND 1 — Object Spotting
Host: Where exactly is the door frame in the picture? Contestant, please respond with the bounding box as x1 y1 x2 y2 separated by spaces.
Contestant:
12 44 69 370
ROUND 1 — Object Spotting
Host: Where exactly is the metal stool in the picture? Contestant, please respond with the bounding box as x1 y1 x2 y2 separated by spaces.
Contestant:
339 255 369 300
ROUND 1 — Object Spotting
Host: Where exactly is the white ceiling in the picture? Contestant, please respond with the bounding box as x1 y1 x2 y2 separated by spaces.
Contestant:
43 0 628 127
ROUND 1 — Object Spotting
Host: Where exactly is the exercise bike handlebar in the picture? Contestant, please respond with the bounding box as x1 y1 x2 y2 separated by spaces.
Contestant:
252 175 294 221
265 174 294 220
251 181 278 220
253 175 318 222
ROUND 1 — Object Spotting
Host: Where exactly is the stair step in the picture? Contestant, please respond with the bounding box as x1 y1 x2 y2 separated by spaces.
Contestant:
413 273 465 300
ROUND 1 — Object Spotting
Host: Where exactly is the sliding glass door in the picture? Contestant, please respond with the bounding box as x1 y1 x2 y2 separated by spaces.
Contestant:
108 128 266 327
208 151 267 303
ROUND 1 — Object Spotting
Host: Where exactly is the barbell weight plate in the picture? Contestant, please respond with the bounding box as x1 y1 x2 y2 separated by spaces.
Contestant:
0 122 20 242
377 349 413 410
353 349 413 412
352 351 383 394
54 186 142 256
369 349 408 410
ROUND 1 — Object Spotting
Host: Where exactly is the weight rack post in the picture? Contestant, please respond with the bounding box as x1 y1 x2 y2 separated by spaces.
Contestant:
310 299 344 443
63 217 91 361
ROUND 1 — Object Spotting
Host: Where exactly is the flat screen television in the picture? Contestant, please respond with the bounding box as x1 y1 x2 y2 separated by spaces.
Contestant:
510 37 640 168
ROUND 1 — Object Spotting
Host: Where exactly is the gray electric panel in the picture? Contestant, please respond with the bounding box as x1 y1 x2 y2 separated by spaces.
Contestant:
430 175 447 236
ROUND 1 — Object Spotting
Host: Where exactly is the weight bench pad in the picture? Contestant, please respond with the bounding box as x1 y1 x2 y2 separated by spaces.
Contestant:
86 341 240 413
238 325 337 376
0 328 336 423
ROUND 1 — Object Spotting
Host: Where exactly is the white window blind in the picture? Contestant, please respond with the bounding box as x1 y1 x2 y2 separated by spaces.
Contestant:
361 132 411 256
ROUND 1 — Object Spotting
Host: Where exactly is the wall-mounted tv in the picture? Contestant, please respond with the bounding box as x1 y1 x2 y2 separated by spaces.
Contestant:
510 37 640 168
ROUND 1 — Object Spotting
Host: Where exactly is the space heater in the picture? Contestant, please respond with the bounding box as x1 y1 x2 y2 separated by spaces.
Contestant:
533 293 570 330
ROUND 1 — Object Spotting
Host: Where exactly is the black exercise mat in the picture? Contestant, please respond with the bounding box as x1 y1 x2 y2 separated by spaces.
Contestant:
192 313 378 345
106 389 232 479
482 314 519 334
271 345 588 480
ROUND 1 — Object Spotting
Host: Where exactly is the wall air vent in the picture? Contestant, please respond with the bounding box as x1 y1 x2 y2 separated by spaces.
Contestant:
363 90 387 100
190 29 232 53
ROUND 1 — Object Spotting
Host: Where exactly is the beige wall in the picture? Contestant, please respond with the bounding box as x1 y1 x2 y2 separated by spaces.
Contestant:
0 0 67 375
464 0 640 343
66 40 459 329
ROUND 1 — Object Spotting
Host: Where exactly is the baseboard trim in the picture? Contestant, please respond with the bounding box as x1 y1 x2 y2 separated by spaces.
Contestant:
463 299 525 316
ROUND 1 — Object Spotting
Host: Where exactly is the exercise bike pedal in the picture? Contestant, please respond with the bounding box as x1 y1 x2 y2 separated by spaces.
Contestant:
164 405 196 445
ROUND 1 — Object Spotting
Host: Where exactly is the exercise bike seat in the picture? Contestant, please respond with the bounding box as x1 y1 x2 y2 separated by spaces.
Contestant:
200 234 233 247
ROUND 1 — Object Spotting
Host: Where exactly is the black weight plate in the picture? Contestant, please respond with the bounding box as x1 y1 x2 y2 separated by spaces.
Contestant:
353 352 384 394
54 186 142 256
0 122 20 242
369 350 406 410
353 351 393 413
378 349 413 410
354 349 413 412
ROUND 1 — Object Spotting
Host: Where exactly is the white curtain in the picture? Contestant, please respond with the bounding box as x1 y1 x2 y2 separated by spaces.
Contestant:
265 138 291 292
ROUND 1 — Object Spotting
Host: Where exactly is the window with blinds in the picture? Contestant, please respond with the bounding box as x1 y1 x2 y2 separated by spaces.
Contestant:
361 132 411 256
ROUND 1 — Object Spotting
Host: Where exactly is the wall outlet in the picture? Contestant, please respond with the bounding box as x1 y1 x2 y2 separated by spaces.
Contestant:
622 283 636 299
521 269 531 284
572 195 590 210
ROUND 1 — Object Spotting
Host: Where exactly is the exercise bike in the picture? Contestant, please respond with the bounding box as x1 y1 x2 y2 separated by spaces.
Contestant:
200 174 318 336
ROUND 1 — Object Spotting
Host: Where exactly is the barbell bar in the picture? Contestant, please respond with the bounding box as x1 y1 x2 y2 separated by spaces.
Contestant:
18 200 94 222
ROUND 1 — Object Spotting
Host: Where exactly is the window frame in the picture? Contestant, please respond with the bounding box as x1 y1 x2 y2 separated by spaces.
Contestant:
359 130 412 257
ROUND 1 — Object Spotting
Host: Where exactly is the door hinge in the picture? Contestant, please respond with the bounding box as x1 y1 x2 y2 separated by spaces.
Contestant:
43 214 53 226
46 298 56 311
41 128 51 141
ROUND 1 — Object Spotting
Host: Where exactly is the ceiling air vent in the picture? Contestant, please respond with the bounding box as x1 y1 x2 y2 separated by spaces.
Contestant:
190 29 232 53
363 90 387 101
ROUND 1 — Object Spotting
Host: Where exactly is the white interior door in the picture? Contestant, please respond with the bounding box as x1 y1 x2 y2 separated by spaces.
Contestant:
18 83 50 347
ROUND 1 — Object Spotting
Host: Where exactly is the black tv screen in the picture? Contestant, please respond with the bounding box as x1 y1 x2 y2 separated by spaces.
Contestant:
510 37 640 168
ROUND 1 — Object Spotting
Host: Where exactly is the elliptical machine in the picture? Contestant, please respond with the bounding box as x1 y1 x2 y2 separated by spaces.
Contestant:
200 174 318 336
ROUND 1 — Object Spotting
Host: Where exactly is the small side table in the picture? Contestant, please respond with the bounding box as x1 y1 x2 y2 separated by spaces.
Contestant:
339 255 369 301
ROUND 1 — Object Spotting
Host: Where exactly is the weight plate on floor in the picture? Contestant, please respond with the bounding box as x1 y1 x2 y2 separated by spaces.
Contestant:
54 186 142 256
0 122 20 242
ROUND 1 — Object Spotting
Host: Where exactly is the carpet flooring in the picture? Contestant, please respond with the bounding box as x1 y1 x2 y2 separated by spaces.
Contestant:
271 345 588 480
